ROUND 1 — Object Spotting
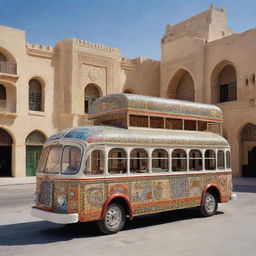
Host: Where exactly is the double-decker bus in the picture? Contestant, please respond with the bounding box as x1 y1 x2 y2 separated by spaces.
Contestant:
31 94 236 234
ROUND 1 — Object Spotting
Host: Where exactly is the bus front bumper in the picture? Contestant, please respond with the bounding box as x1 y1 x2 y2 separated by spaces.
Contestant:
31 207 79 224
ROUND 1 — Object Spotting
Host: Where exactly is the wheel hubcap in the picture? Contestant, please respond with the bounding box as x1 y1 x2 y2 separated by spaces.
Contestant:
205 195 215 213
105 206 122 228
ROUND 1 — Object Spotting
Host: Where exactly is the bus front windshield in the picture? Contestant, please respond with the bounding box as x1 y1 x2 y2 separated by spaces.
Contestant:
38 145 82 174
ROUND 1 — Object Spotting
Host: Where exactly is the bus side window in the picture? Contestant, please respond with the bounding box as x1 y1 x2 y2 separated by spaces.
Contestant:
205 150 216 170
172 149 187 171
189 149 202 171
108 148 127 174
130 149 148 174
85 150 104 175
152 149 169 172
217 150 225 169
62 146 82 174
226 151 231 169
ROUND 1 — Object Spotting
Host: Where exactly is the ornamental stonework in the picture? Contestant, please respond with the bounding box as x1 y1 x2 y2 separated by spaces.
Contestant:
82 64 106 89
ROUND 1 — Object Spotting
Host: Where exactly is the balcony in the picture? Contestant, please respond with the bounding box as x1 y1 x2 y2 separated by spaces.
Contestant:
0 61 17 75
0 99 17 118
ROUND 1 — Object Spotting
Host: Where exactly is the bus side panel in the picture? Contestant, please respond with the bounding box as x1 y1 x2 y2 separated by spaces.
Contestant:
78 172 232 221
79 181 106 222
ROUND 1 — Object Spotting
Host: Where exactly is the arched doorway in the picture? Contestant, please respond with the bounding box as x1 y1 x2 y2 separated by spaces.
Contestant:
167 69 195 101
26 131 46 176
0 128 13 177
84 84 101 114
211 61 237 103
241 123 256 177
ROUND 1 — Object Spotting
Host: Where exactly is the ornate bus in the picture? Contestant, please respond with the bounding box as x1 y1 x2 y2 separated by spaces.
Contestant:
31 94 236 234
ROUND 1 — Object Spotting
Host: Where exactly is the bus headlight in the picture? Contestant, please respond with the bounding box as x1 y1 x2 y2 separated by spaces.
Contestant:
57 195 66 206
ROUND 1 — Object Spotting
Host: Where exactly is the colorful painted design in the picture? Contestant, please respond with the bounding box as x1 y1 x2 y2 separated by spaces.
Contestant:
189 177 202 196
219 176 228 192
48 126 229 148
109 184 129 196
35 172 233 222
153 182 164 200
86 185 104 206
88 93 223 122
171 177 189 198
132 182 152 202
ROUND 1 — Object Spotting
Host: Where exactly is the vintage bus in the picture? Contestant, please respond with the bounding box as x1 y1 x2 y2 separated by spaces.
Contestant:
31 94 236 234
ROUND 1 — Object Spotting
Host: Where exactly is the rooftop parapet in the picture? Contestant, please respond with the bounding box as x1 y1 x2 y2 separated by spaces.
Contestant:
26 43 54 58
72 38 120 57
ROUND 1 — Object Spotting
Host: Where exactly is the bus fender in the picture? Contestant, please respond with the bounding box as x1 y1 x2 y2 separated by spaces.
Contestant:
101 194 134 220
201 184 222 205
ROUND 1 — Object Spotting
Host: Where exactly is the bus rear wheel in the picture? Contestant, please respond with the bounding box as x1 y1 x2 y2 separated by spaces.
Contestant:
98 203 125 234
200 192 218 217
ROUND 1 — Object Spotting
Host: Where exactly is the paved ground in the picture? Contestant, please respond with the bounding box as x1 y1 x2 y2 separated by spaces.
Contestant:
0 181 256 256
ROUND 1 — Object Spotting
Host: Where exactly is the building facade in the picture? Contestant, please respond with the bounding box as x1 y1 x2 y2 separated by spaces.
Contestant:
0 5 255 177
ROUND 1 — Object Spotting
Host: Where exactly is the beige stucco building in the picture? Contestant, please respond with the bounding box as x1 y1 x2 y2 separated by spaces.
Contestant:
0 5 255 177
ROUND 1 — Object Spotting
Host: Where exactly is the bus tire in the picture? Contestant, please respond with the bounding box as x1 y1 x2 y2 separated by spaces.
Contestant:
97 203 125 234
200 192 218 217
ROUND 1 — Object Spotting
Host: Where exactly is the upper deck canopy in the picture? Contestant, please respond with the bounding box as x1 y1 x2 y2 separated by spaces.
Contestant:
49 126 229 148
88 93 223 122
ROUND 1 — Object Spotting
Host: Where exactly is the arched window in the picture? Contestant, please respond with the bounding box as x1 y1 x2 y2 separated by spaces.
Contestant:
84 84 100 114
189 149 202 171
0 84 6 110
167 69 195 102
152 149 169 172
218 65 237 102
205 150 216 170
172 149 187 171
217 150 225 169
226 151 231 169
130 149 148 173
108 148 127 174
29 79 42 111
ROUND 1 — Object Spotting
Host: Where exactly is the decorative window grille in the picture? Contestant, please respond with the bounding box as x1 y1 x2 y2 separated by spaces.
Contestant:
26 131 46 145
29 79 42 111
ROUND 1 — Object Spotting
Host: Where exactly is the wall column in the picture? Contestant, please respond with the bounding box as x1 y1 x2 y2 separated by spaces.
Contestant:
12 143 26 177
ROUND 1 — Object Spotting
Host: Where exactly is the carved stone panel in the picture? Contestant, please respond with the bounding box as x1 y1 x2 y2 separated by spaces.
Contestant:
81 64 106 92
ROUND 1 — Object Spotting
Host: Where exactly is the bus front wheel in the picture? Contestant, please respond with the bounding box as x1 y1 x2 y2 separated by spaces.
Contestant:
98 203 125 234
200 192 218 217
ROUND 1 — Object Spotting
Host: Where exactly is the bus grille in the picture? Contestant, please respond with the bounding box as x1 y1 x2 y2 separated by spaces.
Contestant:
39 180 53 207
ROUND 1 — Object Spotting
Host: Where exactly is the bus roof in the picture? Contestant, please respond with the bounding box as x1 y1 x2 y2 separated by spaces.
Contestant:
88 93 223 123
49 126 229 148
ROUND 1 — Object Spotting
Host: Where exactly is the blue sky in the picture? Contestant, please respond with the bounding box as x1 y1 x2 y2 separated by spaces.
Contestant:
0 0 256 60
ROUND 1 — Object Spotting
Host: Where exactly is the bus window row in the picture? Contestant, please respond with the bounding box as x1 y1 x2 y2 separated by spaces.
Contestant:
129 114 222 134
85 148 231 175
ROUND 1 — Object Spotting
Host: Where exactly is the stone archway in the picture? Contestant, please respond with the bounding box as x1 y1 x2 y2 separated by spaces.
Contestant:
241 123 256 177
167 69 195 102
0 128 13 177
211 61 237 103
84 84 101 114
25 131 46 176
